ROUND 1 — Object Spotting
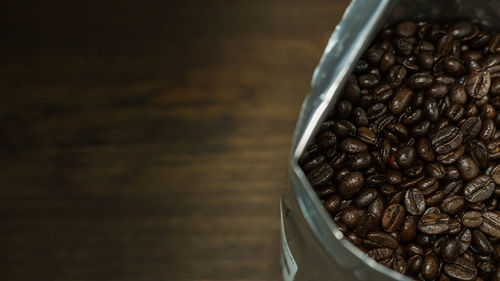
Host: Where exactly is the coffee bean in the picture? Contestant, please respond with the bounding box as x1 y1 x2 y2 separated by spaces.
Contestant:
487 139 500 159
405 188 426 215
367 247 394 267
357 127 377 145
382 203 405 232
464 175 495 203
470 140 489 168
407 72 434 90
392 254 407 275
334 120 357 137
477 256 496 278
425 162 446 179
472 229 494 255
450 84 468 104
481 119 496 141
368 196 385 219
448 218 462 236
443 257 477 281
417 177 439 195
356 212 379 237
417 137 435 161
458 229 472 255
408 255 423 275
457 155 480 181
441 195 464 214
306 163 334 187
418 213 451 235
441 238 459 262
422 254 441 281
480 211 500 238
338 171 365 198
387 65 407 89
395 21 416 37
462 211 484 228
401 216 418 243
395 146 416 168
354 188 378 208
380 53 396 73
490 164 500 185
390 87 413 115
352 107 369 127
365 231 398 249
437 144 465 165
340 138 368 153
431 125 463 154
460 117 482 140
348 152 372 170
467 69 491 99
425 190 445 207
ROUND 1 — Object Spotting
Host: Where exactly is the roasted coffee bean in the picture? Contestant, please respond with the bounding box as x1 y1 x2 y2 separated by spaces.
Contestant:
348 152 372 170
380 52 396 73
425 162 446 179
425 190 445 207
356 212 379 237
457 155 481 181
323 195 342 213
403 159 424 177
418 213 451 235
458 229 472 255
382 203 406 232
390 87 413 115
411 120 432 137
357 127 377 145
385 169 403 185
334 120 357 137
417 177 439 195
368 196 385 219
358 73 379 88
481 119 496 141
448 218 463 236
477 256 496 278
401 108 424 126
373 84 394 102
467 69 491 99
340 138 368 153
472 229 494 255
354 188 378 208
464 175 495 203
336 100 352 119
330 152 347 169
367 247 394 267
441 239 459 262
487 139 500 159
441 195 464 214
432 125 463 154
395 20 416 37
417 137 435 161
462 211 484 228
302 155 326 172
352 107 369 127
490 164 500 185
343 75 361 103
387 65 407 89
424 97 440 121
395 146 416 168
422 254 441 281
461 117 482 140
392 254 408 274
437 145 465 165
480 211 500 238
443 257 477 281
443 180 463 196
408 255 423 275
405 188 426 215
470 140 489 168
408 72 434 90
447 103 465 122
306 163 334 187
450 84 468 104
338 171 365 198
401 216 418 243
365 231 399 249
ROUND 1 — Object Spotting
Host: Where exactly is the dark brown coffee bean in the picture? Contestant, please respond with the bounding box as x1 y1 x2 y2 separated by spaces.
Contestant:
477 255 495 278
425 190 445 207
466 70 491 99
365 231 398 249
306 163 334 187
356 212 379 237
405 188 426 216
464 175 495 203
411 120 432 137
338 171 365 198
437 145 465 165
334 120 356 137
330 152 347 169
448 21 476 40
417 177 439 195
395 146 416 169
401 108 423 126
367 247 394 267
441 195 464 215
445 56 466 76
427 82 449 99
323 194 341 213
418 213 451 235
460 117 482 140
457 229 472 256
470 140 489 169
390 87 413 115
447 103 465 122
354 188 378 208
385 170 403 185
403 159 424 177
443 180 462 196
431 125 463 154
340 138 368 153
352 107 368 127
388 191 404 205
450 84 468 104
487 141 500 163
489 33 500 53
472 229 494 255
302 155 325 172
480 118 496 141
382 203 405 232
441 239 459 262
449 218 462 236
392 254 407 275
368 196 385 219
425 162 446 179
395 21 416 37
366 46 385 66
408 72 434 90
357 127 377 145
348 152 372 170
387 65 407 89
462 211 483 228
437 34 456 57
490 164 500 185
457 155 480 181
480 211 500 238
408 255 423 275
401 216 418 243
418 52 435 69
422 254 441 281
358 73 379 88
443 257 477 281
336 100 352 119
415 138 434 162
423 97 440 121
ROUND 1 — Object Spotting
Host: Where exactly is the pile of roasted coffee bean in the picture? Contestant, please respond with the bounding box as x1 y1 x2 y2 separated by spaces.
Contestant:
300 20 500 281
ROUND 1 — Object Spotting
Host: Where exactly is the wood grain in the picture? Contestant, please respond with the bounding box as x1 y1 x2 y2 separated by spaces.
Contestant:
0 0 350 280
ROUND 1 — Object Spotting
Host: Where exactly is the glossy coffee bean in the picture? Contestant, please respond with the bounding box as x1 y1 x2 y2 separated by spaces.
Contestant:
457 155 480 181
462 211 484 228
472 229 494 255
480 211 500 238
467 69 491 99
464 175 495 203
443 257 477 281
458 229 472 255
422 254 440 281
404 188 426 215
401 216 418 243
431 125 463 154
441 195 464 214
418 213 451 235
340 138 368 153
382 203 405 232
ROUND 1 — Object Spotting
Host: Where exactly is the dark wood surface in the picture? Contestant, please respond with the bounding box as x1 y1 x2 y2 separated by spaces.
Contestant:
0 1 350 280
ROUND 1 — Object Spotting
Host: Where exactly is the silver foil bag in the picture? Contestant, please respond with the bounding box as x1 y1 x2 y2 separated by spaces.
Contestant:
281 1 500 280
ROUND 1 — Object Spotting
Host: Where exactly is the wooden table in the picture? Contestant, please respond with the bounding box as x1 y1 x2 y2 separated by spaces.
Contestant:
0 0 349 280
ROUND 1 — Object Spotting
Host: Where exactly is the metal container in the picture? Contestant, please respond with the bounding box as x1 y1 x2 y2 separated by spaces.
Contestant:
280 1 500 280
